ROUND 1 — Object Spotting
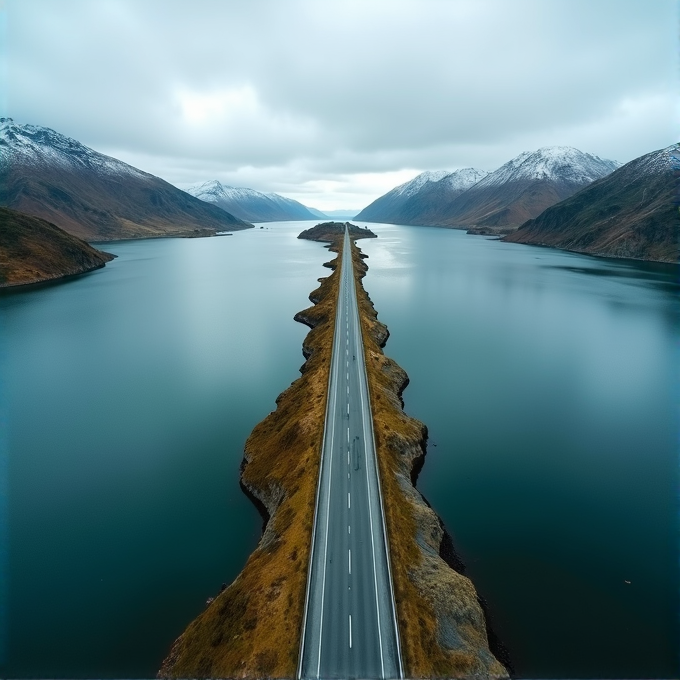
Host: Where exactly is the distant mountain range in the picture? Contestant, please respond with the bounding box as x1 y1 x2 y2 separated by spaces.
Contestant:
322 209 359 219
504 144 679 263
355 147 619 231
0 118 252 241
186 180 323 222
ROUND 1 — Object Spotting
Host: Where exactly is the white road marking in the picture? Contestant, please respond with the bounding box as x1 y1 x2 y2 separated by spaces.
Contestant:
349 614 352 649
348 492 351 509
349 548 352 575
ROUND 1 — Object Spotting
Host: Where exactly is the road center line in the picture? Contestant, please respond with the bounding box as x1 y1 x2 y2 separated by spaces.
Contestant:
349 615 352 649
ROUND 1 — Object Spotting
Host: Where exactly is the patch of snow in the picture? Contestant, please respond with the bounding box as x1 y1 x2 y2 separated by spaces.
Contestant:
440 167 489 191
475 146 619 189
0 117 150 179
392 170 452 197
628 143 679 177
186 180 308 210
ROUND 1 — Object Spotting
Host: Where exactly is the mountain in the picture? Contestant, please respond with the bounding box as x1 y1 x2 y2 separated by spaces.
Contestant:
438 147 619 231
186 180 320 222
355 168 487 223
503 144 679 263
355 148 619 231
306 207 329 218
0 118 252 241
322 209 359 219
0 206 114 287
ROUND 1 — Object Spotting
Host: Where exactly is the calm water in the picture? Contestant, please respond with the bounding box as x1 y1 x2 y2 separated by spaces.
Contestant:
0 221 678 677
356 223 679 678
0 223 328 677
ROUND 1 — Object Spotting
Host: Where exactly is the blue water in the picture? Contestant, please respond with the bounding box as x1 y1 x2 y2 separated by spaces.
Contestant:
0 220 677 677
356 223 679 678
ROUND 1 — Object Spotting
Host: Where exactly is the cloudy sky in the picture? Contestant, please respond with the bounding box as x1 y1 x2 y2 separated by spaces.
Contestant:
2 0 677 209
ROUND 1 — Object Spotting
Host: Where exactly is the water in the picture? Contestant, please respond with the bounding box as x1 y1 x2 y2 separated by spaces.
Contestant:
0 221 677 677
0 223 329 677
355 223 679 678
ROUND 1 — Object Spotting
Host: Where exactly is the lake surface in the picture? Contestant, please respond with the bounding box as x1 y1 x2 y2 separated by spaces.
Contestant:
1 221 678 677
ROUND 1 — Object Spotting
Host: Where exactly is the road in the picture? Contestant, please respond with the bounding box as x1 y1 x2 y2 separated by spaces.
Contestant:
298 228 403 679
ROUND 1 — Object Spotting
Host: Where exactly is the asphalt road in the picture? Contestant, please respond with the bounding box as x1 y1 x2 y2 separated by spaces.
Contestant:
299 228 403 679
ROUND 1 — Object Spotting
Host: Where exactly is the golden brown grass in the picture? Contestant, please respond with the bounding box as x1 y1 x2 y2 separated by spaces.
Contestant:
158 242 343 678
0 206 114 287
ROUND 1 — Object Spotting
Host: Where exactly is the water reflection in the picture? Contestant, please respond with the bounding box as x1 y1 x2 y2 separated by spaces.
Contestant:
355 222 679 678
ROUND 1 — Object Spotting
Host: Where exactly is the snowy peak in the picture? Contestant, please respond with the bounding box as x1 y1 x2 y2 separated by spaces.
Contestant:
393 170 451 197
393 167 488 198
626 142 679 177
0 117 149 179
478 146 619 188
185 179 317 222
187 180 287 205
440 167 489 191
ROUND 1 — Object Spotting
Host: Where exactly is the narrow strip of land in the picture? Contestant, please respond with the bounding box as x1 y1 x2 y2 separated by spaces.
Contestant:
299 228 402 679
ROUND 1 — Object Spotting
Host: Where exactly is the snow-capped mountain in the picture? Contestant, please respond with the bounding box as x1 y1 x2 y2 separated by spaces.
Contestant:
392 170 452 197
186 179 320 223
354 168 487 223
475 146 618 189
0 118 251 240
356 147 619 230
0 117 149 179
436 146 619 230
504 144 678 262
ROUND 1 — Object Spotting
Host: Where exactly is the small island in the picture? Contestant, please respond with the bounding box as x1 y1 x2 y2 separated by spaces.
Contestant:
0 206 114 288
298 221 377 242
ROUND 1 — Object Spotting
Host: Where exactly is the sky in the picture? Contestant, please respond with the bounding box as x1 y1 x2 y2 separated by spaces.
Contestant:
2 0 677 210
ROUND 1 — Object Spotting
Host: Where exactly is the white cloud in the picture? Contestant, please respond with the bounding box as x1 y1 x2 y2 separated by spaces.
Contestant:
4 0 678 209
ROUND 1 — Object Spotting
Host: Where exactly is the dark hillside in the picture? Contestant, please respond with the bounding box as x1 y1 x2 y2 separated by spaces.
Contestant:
0 206 114 286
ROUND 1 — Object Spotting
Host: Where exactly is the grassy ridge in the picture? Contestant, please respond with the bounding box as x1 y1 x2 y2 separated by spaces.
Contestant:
0 206 114 287
159 242 342 678
352 239 509 677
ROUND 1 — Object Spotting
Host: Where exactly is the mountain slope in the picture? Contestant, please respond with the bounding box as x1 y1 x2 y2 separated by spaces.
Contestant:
0 118 252 241
0 206 114 287
438 147 619 230
355 169 486 224
356 148 618 230
503 144 679 263
186 180 319 222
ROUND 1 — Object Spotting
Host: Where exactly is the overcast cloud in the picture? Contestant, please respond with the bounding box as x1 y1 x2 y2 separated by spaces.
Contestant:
2 0 677 209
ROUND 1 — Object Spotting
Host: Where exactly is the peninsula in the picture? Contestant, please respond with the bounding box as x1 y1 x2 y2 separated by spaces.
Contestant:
0 206 114 287
159 223 508 678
